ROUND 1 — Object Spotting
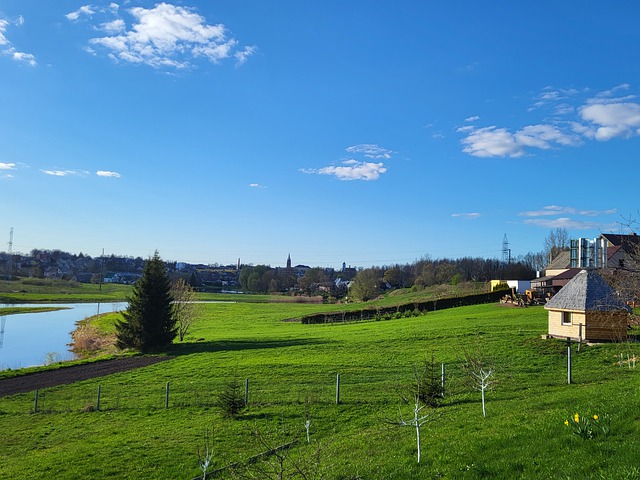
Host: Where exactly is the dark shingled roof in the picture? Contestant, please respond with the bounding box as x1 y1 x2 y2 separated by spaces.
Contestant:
544 269 631 312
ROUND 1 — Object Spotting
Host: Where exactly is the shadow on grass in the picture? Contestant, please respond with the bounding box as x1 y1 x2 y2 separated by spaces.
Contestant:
167 337 334 356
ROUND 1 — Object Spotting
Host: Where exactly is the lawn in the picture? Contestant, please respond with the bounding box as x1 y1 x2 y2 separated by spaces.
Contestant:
0 301 638 479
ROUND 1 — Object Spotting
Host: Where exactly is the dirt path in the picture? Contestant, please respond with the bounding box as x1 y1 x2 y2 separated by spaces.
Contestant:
0 356 171 397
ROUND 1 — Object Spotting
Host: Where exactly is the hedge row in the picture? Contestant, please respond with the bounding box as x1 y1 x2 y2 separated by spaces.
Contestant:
296 290 506 324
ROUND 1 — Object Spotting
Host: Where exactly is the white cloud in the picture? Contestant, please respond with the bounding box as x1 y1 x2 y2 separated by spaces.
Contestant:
96 170 121 178
519 205 617 230
69 3 254 70
100 19 125 34
345 144 393 159
41 169 83 177
234 45 257 66
528 86 581 111
0 20 9 45
460 121 581 158
248 183 266 188
464 116 480 122
451 212 481 219
302 160 388 181
303 144 394 181
460 126 526 157
66 5 96 21
522 217 602 230
519 205 617 217
596 83 630 99
11 50 36 66
0 162 16 170
554 103 574 115
516 124 581 148
579 102 640 140
0 17 36 66
462 85 640 158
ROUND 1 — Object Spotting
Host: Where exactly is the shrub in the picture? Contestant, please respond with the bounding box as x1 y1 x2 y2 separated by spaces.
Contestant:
216 374 246 418
492 282 509 292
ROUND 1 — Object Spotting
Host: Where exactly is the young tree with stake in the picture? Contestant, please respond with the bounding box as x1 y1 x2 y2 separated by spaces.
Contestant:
464 352 495 417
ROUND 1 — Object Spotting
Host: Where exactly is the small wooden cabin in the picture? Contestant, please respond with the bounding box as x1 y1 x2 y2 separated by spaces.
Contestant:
545 269 631 342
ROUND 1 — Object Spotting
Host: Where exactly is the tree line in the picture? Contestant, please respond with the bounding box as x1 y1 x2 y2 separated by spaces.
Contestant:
238 255 540 301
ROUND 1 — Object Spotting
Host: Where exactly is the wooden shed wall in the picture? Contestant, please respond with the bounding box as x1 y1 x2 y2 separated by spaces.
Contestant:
547 309 627 341
584 312 627 341
548 310 586 340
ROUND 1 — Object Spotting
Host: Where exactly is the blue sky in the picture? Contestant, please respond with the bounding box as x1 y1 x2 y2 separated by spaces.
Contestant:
1 1 639 268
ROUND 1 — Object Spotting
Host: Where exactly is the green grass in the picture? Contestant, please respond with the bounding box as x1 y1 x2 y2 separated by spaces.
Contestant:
0 302 638 479
0 278 132 303
0 306 68 315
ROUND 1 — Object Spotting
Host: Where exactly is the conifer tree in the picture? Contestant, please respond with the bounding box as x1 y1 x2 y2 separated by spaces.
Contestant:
116 251 177 352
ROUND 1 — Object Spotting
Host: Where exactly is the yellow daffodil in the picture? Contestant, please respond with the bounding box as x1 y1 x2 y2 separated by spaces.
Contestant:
574 413 580 422
564 420 569 426
593 415 598 420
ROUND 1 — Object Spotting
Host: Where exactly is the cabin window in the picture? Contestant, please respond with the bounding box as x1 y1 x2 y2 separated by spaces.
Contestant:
561 312 572 325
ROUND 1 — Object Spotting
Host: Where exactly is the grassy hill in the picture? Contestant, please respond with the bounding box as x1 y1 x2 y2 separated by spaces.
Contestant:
0 300 638 478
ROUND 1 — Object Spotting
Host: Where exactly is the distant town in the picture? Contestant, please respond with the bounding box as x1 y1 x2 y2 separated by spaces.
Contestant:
0 230 637 302
0 248 358 295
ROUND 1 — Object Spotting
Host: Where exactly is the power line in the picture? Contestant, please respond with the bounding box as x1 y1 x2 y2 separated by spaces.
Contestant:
502 234 511 264
6 227 13 279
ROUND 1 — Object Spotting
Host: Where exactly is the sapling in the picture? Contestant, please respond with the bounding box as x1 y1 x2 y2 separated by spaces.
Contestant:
471 367 494 418
216 370 246 418
304 392 313 444
197 426 215 480
463 350 495 417
390 362 441 463
395 394 438 463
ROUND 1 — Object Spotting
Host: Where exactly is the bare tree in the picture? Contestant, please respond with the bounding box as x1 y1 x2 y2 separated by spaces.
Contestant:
171 278 199 341
196 426 215 480
463 353 495 418
229 421 325 479
394 395 439 463
389 362 442 463
544 228 570 263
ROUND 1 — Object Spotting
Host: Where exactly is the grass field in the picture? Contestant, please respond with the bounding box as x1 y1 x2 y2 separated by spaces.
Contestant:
0 278 133 303
0 300 639 479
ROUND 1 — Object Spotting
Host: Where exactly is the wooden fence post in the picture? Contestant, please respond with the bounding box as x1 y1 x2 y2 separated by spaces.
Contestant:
33 389 39 414
336 373 341 405
165 382 170 408
441 363 446 397
97 385 101 411
244 378 249 406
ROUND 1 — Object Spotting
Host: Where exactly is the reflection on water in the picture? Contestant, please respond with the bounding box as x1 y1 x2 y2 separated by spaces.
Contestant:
0 302 125 370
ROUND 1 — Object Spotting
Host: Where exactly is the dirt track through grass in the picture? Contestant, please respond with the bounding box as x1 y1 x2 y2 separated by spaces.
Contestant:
0 356 170 397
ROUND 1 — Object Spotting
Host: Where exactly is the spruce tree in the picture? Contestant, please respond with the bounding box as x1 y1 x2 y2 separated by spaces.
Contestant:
116 251 177 353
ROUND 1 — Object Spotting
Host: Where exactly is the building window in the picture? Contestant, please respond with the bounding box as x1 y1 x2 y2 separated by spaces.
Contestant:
561 312 572 325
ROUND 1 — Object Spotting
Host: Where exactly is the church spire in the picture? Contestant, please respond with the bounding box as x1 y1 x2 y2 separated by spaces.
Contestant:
286 253 292 269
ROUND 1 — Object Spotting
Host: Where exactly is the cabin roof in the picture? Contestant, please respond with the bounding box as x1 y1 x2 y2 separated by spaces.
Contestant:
544 269 631 312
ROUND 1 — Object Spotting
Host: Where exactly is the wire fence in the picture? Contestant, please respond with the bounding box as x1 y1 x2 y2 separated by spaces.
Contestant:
2 366 446 415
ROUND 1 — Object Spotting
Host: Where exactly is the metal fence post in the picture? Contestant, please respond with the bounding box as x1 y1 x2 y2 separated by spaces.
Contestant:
567 337 572 384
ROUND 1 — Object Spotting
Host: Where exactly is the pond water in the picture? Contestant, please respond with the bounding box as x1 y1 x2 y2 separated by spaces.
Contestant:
0 302 126 370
